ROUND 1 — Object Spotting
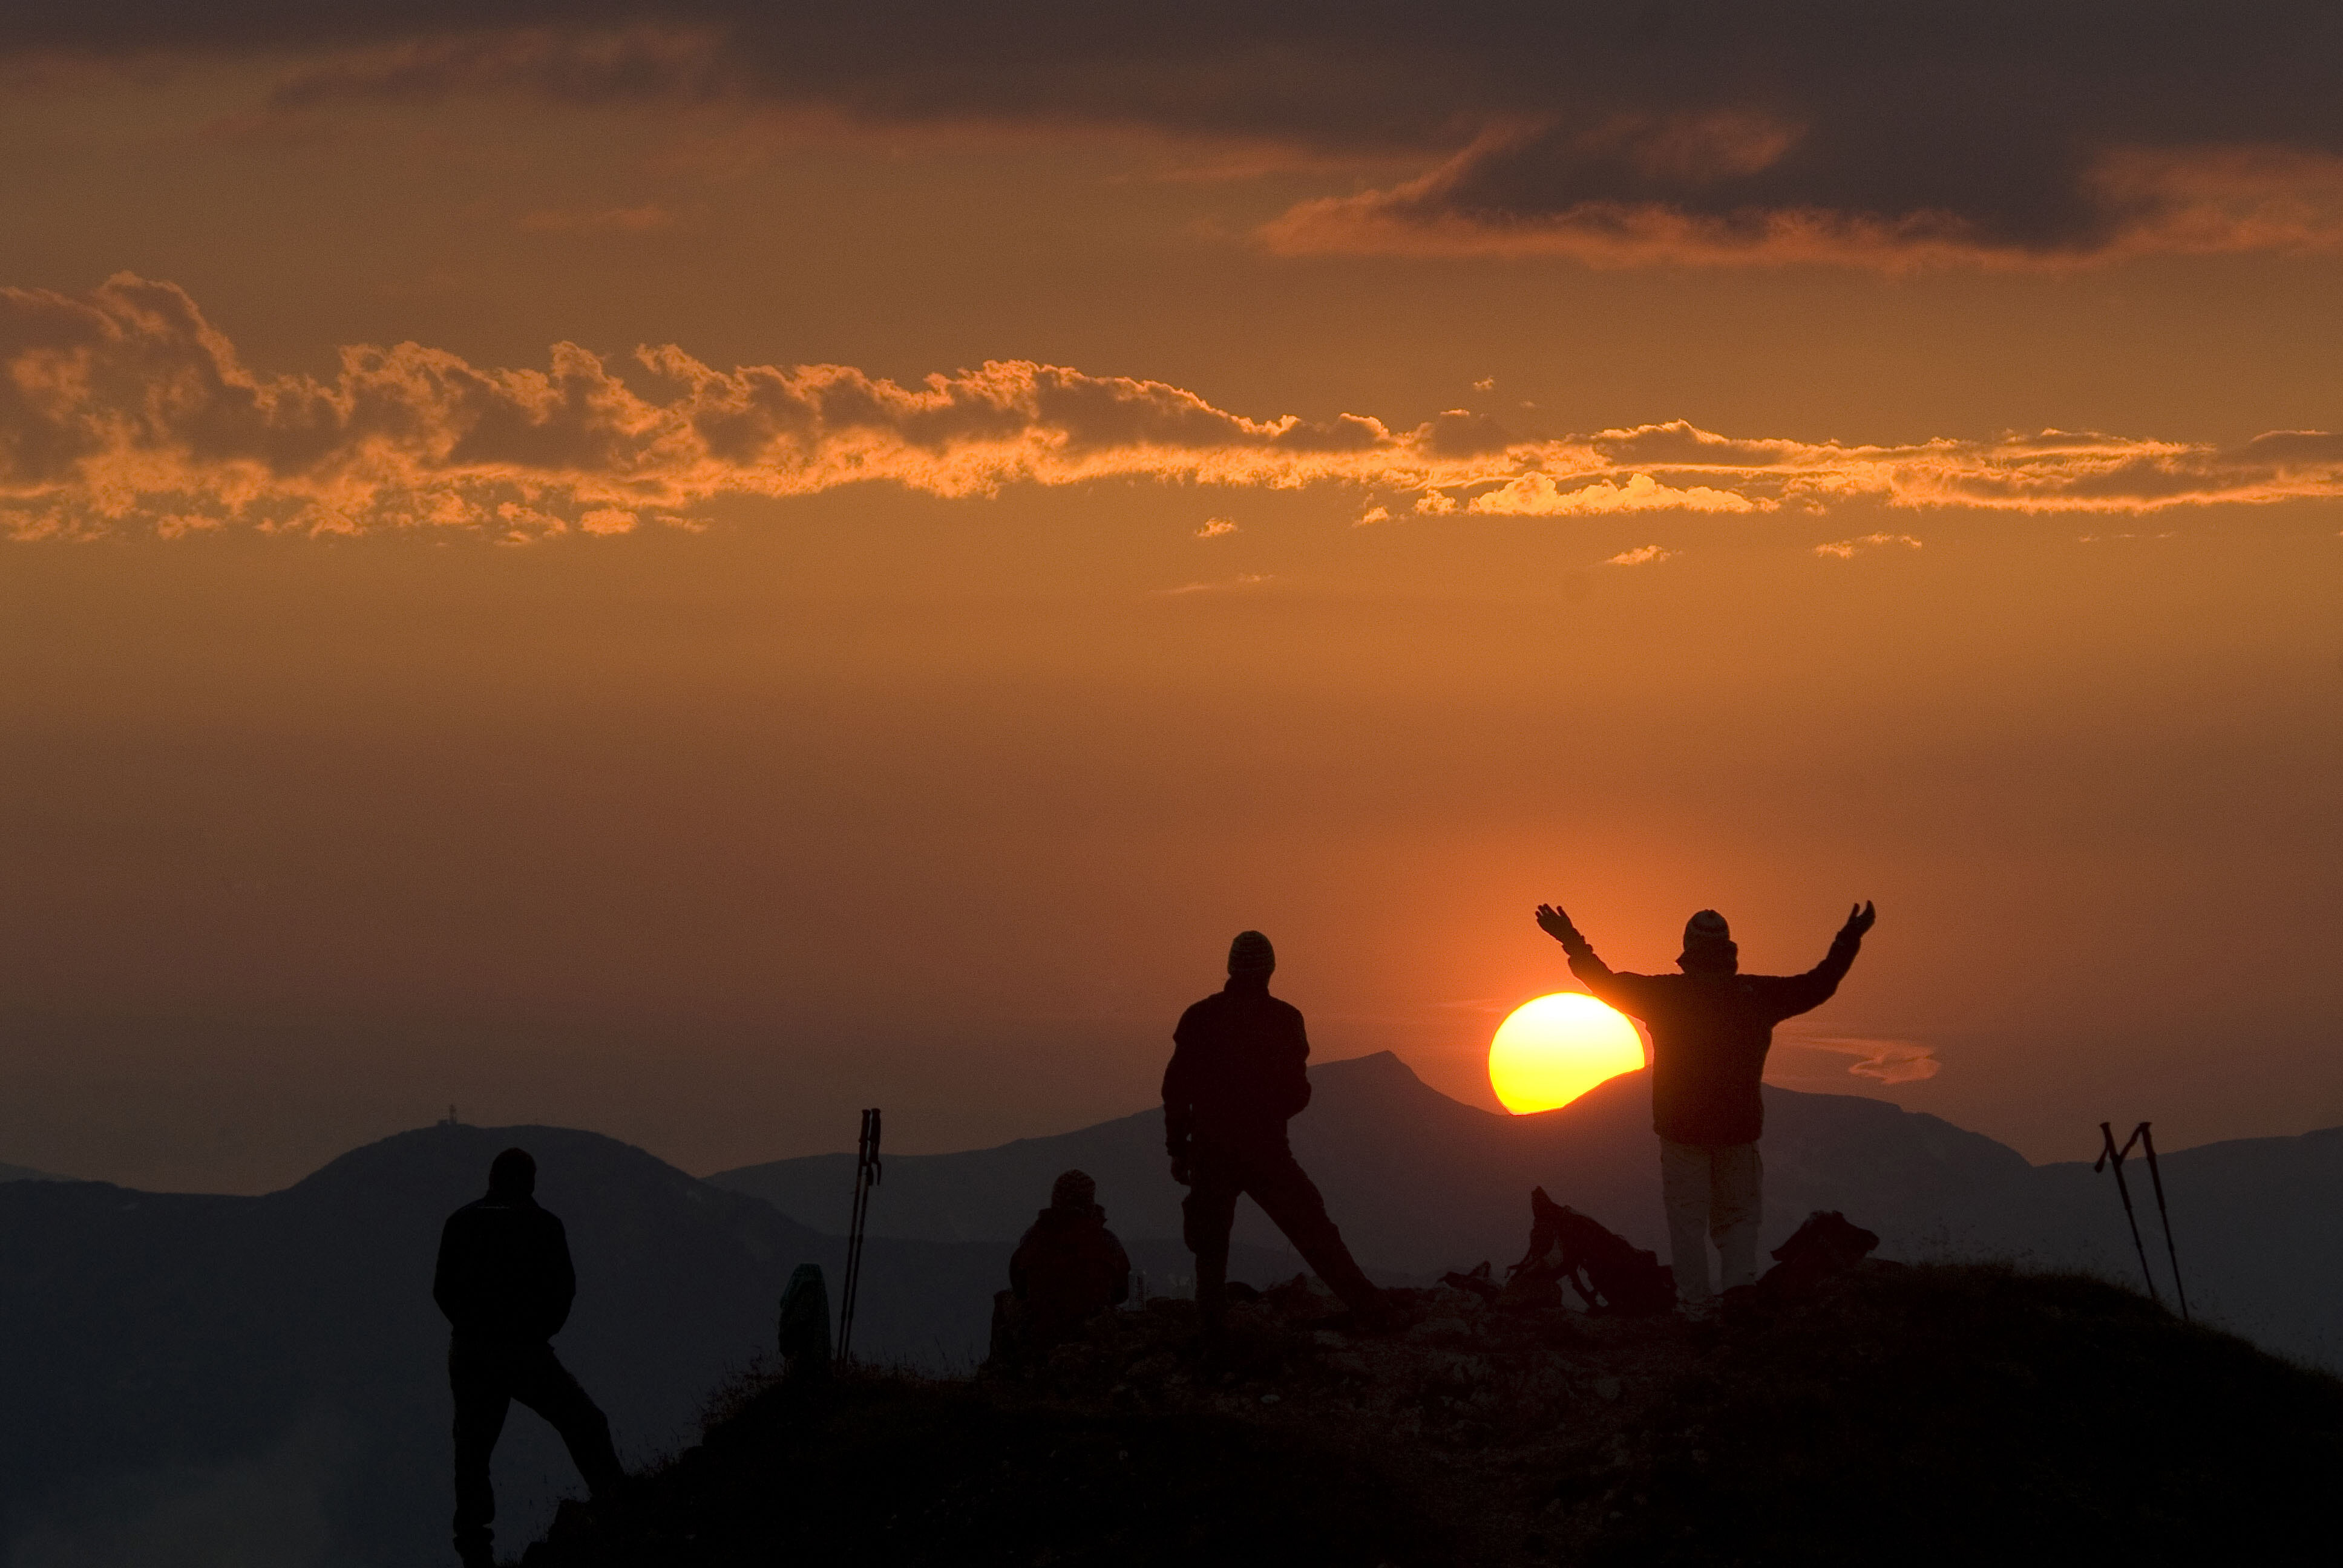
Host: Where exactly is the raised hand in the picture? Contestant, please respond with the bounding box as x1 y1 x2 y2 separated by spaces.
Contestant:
1838 901 1878 942
1535 904 1585 946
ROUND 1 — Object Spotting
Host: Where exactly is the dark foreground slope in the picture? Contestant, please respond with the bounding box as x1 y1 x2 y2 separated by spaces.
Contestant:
522 1265 2343 1568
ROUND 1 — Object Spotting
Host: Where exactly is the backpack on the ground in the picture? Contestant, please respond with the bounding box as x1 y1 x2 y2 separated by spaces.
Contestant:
1506 1186 1676 1315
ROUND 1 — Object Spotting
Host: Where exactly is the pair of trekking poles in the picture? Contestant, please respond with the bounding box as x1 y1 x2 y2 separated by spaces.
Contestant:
2095 1120 2187 1322
836 1107 883 1367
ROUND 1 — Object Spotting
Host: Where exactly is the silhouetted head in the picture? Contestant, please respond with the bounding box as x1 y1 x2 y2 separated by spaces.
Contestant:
1227 929 1276 982
1050 1169 1098 1212
488 1147 537 1198
1677 910 1739 975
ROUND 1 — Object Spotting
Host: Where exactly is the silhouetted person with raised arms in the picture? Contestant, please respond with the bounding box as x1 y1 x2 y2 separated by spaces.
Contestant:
1165 930 1391 1336
434 1147 624 1568
1536 901 1876 1315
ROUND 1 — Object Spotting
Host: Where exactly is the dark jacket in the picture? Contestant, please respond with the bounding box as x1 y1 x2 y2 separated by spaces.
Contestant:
1564 932 1864 1146
433 1192 577 1342
1162 979 1312 1156
1009 1205 1131 1336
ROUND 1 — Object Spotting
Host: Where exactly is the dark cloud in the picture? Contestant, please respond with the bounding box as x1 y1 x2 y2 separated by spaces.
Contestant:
17 3 2343 263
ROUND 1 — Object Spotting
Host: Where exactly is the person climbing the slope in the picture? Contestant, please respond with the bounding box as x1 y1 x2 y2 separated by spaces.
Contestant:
1164 930 1393 1337
434 1147 626 1568
1534 900 1876 1315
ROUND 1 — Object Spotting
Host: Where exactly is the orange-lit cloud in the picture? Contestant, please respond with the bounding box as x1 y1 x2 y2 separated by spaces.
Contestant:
1469 473 1768 517
1158 572 1273 596
1815 533 1924 558
7 277 2343 540
1604 545 1678 567
1780 1036 1942 1086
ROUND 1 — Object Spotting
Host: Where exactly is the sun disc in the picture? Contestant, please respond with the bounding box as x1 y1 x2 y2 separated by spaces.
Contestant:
1489 993 1644 1114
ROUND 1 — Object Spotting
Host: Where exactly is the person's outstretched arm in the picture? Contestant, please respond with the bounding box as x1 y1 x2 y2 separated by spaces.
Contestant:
1535 903 1644 1011
1769 901 1876 1019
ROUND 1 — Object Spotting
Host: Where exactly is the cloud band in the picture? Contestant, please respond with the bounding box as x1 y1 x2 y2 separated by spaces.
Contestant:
5 276 2342 540
21 4 2343 266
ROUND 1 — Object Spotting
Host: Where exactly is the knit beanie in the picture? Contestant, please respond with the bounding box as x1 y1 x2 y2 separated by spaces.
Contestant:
1679 909 1738 970
1050 1169 1098 1211
1227 930 1276 976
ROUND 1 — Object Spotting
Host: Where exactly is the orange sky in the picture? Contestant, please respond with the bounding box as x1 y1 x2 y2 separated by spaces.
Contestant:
2 16 2339 1191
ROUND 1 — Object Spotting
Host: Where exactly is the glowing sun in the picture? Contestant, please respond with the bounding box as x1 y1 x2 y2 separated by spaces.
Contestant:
1489 993 1644 1114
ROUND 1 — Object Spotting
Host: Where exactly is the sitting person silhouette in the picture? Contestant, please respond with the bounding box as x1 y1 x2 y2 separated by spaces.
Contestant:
433 1148 626 1568
989 1169 1132 1362
1535 901 1875 1315
1164 930 1392 1336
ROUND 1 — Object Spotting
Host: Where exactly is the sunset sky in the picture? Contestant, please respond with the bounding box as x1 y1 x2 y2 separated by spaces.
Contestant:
3 3 2338 1193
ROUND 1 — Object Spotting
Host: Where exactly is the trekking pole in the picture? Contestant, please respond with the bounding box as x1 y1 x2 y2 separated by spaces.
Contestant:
2135 1122 2189 1322
836 1108 883 1367
2093 1121 2161 1307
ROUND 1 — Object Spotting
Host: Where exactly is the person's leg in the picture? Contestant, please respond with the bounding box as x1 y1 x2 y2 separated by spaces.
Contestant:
1658 1138 1713 1307
507 1344 625 1501
1180 1160 1242 1334
1241 1146 1384 1316
448 1340 511 1567
1709 1142 1765 1291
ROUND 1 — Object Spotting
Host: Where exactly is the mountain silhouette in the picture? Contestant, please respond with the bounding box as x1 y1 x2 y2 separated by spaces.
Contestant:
0 1123 854 1567
715 1051 2343 1368
0 1122 1293 1568
5 1059 2339 1565
712 1052 2031 1271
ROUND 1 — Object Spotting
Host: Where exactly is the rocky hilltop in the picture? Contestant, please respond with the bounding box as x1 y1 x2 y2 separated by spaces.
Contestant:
522 1262 2342 1567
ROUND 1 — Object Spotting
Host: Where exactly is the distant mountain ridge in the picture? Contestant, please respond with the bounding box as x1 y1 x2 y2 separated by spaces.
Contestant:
0 1123 1295 1568
715 1051 2343 1368
710 1051 2037 1267
4 1057 2336 1567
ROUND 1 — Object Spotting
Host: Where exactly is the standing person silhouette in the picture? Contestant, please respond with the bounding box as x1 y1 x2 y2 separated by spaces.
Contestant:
1164 930 1391 1336
1535 901 1876 1315
433 1148 625 1568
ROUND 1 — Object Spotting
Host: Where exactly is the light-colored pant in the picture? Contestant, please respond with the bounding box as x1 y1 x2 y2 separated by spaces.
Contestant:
1660 1139 1763 1304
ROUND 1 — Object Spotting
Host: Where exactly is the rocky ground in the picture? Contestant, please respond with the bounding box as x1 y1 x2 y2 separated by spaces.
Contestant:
523 1263 2343 1567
